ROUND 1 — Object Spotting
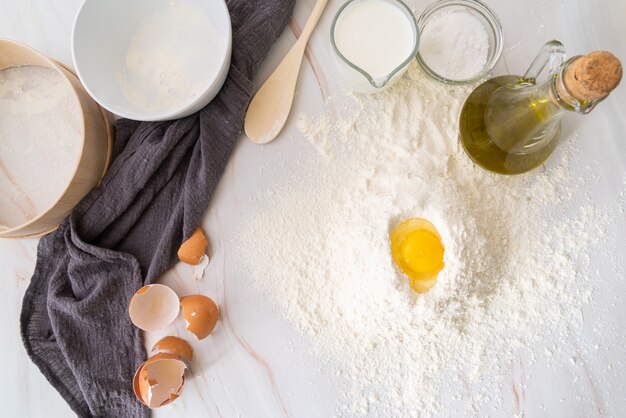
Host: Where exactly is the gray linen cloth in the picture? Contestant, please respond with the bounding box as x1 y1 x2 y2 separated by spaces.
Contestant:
20 0 295 416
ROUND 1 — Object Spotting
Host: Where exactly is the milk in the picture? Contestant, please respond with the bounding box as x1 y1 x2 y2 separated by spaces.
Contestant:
333 0 416 80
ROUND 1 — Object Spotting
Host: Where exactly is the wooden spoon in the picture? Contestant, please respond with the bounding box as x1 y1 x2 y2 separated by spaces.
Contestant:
244 0 329 144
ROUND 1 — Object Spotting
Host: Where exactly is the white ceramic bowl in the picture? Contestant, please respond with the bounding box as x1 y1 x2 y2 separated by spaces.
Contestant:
72 0 232 121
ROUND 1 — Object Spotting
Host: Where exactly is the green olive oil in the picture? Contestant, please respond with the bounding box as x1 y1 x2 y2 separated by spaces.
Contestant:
459 42 622 175
459 76 562 175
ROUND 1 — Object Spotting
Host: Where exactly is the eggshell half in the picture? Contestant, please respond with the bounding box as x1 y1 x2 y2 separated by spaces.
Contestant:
179 295 219 340
151 336 193 363
128 284 180 331
132 364 145 405
133 353 179 406
177 228 208 265
133 353 187 409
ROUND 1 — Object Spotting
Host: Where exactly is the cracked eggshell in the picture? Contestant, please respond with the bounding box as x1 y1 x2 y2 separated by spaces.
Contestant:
180 295 219 340
133 353 176 406
151 336 193 363
133 353 187 409
128 284 180 331
177 228 208 265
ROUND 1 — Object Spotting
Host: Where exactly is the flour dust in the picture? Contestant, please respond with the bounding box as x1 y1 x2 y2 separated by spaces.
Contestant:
231 64 621 417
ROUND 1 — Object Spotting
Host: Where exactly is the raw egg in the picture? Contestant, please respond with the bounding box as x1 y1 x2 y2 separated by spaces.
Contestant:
133 352 187 409
180 295 219 340
177 228 208 265
152 336 193 363
390 218 445 293
128 284 180 331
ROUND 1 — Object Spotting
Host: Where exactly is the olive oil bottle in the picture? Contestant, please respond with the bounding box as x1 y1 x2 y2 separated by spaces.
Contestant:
459 41 622 175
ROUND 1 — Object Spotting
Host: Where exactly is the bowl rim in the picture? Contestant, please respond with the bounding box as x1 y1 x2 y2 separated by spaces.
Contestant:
71 0 232 121
0 39 89 236
415 0 504 85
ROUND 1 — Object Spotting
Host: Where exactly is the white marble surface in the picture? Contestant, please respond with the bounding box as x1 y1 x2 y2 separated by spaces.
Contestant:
1 0 625 417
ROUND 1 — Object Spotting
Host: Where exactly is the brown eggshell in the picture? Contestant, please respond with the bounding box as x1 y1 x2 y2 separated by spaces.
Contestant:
151 336 193 363
133 353 187 409
133 353 180 406
128 284 180 331
180 295 219 340
177 228 208 265
132 363 147 406
137 368 153 406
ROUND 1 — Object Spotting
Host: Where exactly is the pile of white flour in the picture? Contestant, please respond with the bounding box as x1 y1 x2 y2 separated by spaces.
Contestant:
0 65 82 228
232 64 620 416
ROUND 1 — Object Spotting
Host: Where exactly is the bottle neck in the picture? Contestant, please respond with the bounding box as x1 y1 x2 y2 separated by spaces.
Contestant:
549 56 600 114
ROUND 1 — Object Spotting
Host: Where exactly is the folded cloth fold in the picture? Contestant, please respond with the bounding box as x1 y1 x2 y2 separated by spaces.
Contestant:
20 1 295 416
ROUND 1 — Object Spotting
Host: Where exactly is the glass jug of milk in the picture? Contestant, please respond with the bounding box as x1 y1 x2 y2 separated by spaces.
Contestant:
331 0 419 93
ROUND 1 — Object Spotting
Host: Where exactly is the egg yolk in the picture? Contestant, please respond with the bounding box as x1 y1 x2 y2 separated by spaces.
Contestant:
390 218 445 293
399 230 444 274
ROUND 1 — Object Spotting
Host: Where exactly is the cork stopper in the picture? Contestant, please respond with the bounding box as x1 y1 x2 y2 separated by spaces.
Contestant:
564 51 622 102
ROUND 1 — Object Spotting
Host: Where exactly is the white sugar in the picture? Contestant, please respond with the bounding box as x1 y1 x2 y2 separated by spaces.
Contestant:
419 11 490 80
0 65 82 229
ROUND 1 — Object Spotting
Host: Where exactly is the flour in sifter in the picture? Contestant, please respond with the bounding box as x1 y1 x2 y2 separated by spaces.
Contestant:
232 63 622 416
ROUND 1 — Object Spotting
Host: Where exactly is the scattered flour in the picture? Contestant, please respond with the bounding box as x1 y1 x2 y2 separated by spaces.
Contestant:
232 64 620 416
0 65 82 228
418 11 490 80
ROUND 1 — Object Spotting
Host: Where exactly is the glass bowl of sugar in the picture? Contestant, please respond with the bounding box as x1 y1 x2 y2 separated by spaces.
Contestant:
416 0 503 84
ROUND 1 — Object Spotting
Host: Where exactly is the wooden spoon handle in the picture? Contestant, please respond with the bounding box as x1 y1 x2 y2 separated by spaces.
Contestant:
244 0 328 144
299 0 329 44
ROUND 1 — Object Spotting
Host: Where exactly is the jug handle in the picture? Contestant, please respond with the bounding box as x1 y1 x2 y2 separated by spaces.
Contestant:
521 40 566 85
